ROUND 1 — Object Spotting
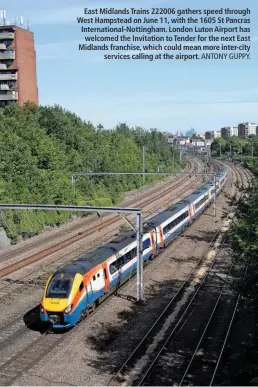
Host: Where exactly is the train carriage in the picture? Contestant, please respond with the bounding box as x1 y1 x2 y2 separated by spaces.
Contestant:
144 201 192 250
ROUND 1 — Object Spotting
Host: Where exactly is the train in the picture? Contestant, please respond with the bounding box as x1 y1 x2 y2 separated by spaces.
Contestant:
40 169 228 329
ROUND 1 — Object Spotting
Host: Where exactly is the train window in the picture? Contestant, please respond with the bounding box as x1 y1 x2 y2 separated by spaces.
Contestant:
110 262 118 274
93 275 96 281
46 276 72 299
195 196 208 209
143 238 151 250
117 257 124 268
79 282 84 292
104 268 107 279
97 273 100 278
126 251 131 262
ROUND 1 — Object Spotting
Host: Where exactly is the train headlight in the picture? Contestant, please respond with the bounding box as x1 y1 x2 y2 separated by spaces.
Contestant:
64 305 72 314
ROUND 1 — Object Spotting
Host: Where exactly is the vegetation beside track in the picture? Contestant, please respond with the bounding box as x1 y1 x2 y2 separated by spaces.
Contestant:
0 102 183 243
213 158 258 385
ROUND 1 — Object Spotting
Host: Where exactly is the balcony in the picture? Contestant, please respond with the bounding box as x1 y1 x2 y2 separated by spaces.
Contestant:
0 32 14 40
0 64 7 69
0 43 6 50
0 84 10 91
0 73 17 80
0 51 15 60
0 92 18 101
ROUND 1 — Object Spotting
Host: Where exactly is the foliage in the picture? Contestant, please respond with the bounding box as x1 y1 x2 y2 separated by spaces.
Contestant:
229 184 258 255
0 102 182 242
211 136 258 159
225 162 258 384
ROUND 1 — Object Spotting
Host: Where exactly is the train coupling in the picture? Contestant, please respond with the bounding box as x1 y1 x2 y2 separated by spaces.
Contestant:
48 314 60 324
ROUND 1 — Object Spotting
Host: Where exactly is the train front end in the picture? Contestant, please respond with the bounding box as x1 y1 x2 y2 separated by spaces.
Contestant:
40 272 85 329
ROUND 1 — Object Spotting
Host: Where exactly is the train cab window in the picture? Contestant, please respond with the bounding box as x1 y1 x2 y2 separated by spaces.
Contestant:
104 268 107 279
79 281 84 292
93 275 96 281
46 275 72 299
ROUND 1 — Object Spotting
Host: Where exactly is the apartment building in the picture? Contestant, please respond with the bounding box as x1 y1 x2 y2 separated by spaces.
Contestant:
238 122 257 137
221 126 238 138
205 131 212 140
0 20 38 107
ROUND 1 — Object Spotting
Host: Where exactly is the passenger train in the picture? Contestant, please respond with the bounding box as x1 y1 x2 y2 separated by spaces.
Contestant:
40 169 228 329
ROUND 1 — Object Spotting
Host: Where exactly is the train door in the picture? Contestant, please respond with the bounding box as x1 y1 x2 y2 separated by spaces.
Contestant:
102 265 109 293
150 231 156 257
158 226 164 249
91 269 106 299
188 204 195 222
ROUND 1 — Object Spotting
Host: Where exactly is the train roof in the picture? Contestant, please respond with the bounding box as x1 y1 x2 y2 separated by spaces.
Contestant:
217 169 228 177
55 230 137 276
145 198 190 228
186 184 211 200
144 182 213 228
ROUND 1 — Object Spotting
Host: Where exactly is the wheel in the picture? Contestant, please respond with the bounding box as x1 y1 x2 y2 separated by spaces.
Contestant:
79 309 89 322
89 302 96 314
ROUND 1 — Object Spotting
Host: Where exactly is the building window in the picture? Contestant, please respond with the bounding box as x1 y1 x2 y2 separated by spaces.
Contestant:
0 80 16 86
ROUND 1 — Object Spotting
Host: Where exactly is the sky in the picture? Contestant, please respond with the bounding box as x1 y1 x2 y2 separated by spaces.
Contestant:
2 0 258 133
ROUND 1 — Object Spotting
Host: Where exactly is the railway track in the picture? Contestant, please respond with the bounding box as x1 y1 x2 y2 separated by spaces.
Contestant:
0 294 102 386
107 225 234 386
106 161 250 386
137 246 247 386
0 327 64 386
178 265 249 386
107 225 226 386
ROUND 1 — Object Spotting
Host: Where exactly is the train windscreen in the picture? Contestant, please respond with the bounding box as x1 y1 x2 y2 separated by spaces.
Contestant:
46 275 73 298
